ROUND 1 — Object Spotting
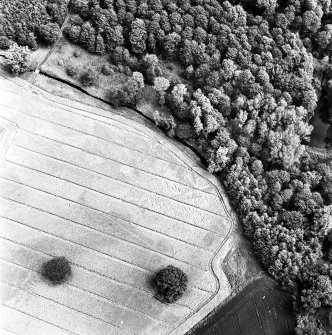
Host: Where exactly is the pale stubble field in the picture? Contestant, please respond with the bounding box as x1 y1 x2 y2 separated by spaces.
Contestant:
0 74 235 335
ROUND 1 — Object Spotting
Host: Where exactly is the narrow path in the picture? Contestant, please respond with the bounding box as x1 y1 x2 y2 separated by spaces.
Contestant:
29 14 70 84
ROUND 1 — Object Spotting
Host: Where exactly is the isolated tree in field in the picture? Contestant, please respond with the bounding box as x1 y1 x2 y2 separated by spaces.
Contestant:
4 44 31 75
41 257 72 285
101 63 113 76
80 68 97 87
66 64 78 77
154 265 188 303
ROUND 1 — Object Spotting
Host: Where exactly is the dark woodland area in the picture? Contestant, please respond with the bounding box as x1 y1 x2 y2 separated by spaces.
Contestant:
0 0 68 49
1 0 332 333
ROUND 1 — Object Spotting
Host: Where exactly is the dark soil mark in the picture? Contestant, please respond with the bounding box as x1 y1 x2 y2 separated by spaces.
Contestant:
188 277 295 335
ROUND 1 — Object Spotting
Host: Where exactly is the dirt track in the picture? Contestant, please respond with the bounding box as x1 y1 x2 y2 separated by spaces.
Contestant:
0 74 236 335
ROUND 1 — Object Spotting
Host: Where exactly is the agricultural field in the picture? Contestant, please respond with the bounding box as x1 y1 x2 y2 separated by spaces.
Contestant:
189 278 295 335
0 73 244 335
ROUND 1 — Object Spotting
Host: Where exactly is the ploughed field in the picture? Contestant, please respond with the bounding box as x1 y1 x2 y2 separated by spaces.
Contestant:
0 75 232 335
190 278 295 335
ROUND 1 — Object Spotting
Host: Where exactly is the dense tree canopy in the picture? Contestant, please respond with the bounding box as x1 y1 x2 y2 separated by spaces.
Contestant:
4 44 31 74
0 0 68 49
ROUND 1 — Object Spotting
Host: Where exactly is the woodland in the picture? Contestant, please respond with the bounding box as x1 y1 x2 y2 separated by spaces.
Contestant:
1 0 332 333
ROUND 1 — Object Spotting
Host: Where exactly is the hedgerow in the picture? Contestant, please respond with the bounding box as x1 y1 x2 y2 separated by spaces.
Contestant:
80 68 98 86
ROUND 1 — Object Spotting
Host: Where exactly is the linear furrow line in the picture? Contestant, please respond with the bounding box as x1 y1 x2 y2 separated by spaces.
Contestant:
0 302 77 335
0 215 154 275
0 327 18 335
31 85 156 141
1 86 152 140
14 143 222 217
0 258 173 325
1 216 212 293
0 237 194 310
0 117 214 195
0 101 184 167
4 159 223 235
9 120 214 195
1 197 212 271
2 75 216 198
0 280 137 335
0 176 216 252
